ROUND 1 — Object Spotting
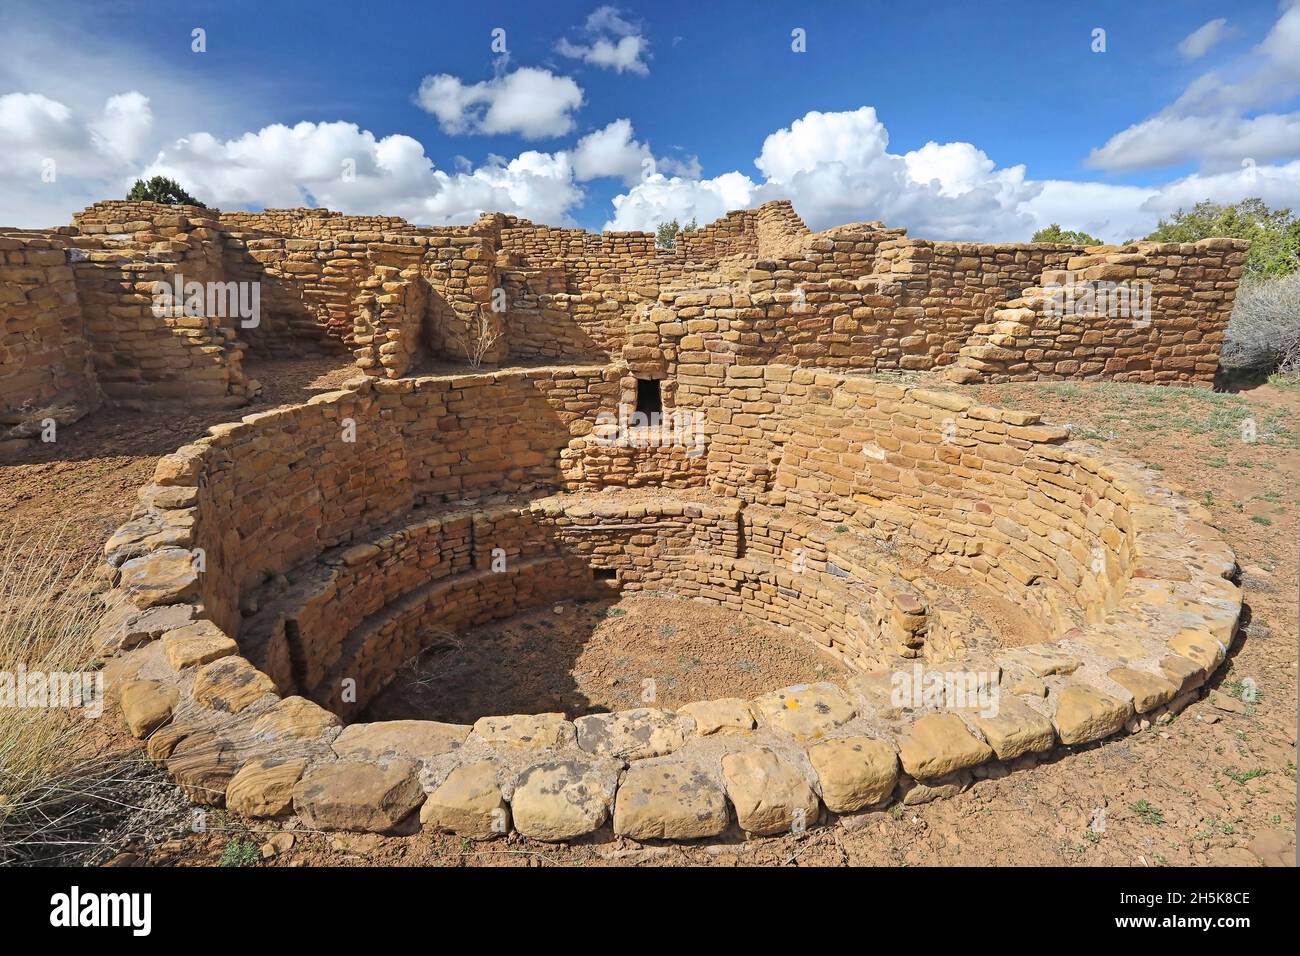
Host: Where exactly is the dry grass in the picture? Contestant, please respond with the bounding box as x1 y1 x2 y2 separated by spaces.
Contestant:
0 522 125 864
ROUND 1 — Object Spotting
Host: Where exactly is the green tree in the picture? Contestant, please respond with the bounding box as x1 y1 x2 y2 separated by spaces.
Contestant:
1145 198 1300 279
125 175 207 207
655 217 697 249
1031 223 1102 246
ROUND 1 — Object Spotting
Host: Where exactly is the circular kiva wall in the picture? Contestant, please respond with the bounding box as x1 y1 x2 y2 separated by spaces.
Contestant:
99 367 1242 840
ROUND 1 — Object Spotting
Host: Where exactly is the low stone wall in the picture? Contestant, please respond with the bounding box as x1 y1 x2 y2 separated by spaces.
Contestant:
97 369 1240 843
948 239 1250 384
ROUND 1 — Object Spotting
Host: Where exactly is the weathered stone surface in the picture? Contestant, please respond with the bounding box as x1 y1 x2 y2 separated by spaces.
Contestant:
251 696 341 742
511 758 618 841
193 656 277 713
118 548 199 607
96 602 195 653
167 730 242 806
1160 655 1206 693
421 761 509 839
119 679 177 738
968 696 1056 760
806 736 898 812
472 713 574 749
1001 646 1081 678
1108 667 1179 713
575 708 689 760
901 769 972 805
145 721 191 763
612 761 729 840
898 714 994 779
226 756 309 817
1053 684 1133 745
721 748 820 836
679 698 755 735
162 620 237 670
332 720 469 762
1168 629 1226 672
751 683 857 741
293 759 424 832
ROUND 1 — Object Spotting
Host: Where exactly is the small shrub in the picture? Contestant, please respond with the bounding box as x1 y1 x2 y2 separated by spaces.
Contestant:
655 217 697 250
455 311 501 369
126 175 206 207
219 838 260 867
1222 271 1300 378
1131 799 1164 825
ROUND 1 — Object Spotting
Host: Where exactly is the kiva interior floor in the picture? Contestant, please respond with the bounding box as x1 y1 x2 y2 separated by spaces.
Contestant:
361 593 851 724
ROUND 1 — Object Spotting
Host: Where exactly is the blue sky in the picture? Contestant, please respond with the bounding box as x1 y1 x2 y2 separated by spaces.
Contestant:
2 0 1298 241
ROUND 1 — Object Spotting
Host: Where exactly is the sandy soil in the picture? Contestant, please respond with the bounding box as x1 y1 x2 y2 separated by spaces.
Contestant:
3 369 1295 868
364 593 851 723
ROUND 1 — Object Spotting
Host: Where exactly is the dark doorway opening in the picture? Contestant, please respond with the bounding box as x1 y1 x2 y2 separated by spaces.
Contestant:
635 378 662 417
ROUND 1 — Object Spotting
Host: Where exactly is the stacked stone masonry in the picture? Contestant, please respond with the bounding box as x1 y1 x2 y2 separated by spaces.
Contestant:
100 363 1241 842
3 198 1248 454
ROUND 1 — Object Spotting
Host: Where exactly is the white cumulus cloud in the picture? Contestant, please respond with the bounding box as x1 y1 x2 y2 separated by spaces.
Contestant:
607 107 1041 242
556 6 650 75
414 67 584 139
571 118 652 184
0 90 156 225
140 120 585 226
1091 4 1300 171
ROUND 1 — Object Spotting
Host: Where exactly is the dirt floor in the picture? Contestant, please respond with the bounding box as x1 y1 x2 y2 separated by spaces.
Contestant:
1 366 1295 868
364 592 851 723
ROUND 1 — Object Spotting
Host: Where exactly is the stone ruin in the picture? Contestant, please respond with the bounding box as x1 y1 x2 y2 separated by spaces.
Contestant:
2 198 1248 452
4 199 1246 841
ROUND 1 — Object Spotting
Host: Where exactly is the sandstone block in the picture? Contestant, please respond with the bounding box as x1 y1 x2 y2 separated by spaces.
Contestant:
226 756 309 817
679 698 755 735
193 656 277 714
898 713 994 779
751 682 857 741
162 620 237 670
472 713 574 749
721 748 820 836
511 758 618 841
420 761 509 839
575 708 689 760
968 696 1056 760
806 736 898 812
612 761 729 840
119 679 178 738
332 720 470 762
293 759 424 832
1053 684 1133 745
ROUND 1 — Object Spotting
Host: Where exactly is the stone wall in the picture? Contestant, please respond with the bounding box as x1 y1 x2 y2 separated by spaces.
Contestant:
948 239 1251 384
0 230 101 452
101 366 1241 840
2 197 1251 459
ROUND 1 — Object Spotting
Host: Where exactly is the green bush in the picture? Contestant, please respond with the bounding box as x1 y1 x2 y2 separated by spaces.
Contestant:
655 217 697 250
1145 198 1299 279
1031 223 1102 246
125 175 207 208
